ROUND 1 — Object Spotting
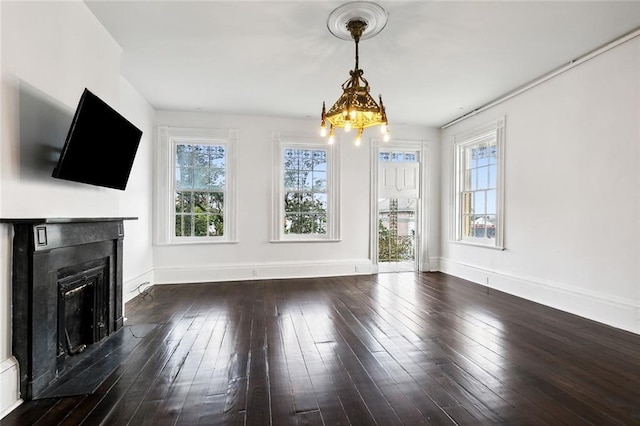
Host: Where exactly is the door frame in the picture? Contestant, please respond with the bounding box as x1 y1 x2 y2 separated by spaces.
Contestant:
370 139 430 273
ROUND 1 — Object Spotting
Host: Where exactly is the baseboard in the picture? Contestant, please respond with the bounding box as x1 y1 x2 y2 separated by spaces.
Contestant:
154 259 373 284
0 357 21 420
438 257 640 335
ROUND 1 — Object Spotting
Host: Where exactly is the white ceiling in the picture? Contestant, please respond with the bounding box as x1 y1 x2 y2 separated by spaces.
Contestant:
85 1 640 128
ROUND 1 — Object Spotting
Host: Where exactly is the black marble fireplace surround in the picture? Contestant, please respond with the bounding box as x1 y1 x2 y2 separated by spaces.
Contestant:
1 217 135 400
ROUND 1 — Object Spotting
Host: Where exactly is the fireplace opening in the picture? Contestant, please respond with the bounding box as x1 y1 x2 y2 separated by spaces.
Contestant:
56 259 109 373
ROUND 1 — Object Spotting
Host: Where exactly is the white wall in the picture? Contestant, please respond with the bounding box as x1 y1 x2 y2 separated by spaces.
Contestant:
154 111 438 283
0 1 154 417
440 37 640 334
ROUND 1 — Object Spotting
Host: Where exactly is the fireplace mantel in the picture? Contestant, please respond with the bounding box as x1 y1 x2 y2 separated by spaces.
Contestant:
1 217 137 400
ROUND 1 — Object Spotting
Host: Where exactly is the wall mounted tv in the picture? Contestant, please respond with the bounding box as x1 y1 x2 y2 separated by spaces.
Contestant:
52 88 143 190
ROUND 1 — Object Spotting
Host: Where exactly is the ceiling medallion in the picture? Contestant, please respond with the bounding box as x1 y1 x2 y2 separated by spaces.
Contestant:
320 2 390 146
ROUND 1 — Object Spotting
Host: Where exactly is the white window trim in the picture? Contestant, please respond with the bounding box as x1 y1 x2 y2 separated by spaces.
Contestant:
450 117 505 250
154 126 238 245
271 133 341 242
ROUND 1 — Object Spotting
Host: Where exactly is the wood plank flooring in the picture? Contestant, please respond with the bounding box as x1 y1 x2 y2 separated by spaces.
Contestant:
3 272 640 425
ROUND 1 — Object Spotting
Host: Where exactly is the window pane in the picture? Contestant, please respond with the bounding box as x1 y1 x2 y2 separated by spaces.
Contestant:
176 144 193 166
477 145 489 167
313 150 327 165
472 215 486 238
299 150 313 170
177 166 193 189
313 193 327 211
209 215 224 236
175 191 184 213
194 214 208 236
210 146 225 167
181 192 193 213
183 215 193 236
488 143 497 165
284 213 300 234
194 167 209 190
299 170 312 191
379 152 391 162
486 190 497 215
469 169 478 190
488 164 497 188
467 147 476 169
314 214 327 234
477 166 489 190
284 149 296 169
312 171 327 192
205 193 224 214
193 146 209 167
473 191 486 215
284 192 301 213
485 215 496 239
175 214 183 236
210 169 225 189
299 192 314 211
284 170 298 190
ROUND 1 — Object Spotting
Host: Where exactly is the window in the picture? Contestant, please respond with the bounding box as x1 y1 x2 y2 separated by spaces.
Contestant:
272 134 340 241
155 127 237 244
379 151 418 163
174 143 225 238
283 148 327 234
452 117 505 249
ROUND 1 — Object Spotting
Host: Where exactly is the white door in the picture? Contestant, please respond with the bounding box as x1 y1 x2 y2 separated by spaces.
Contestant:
376 150 421 273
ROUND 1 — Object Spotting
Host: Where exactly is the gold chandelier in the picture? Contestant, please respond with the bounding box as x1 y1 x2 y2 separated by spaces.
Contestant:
320 4 390 146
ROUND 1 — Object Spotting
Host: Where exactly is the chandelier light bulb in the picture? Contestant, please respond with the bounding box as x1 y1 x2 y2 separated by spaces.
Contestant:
328 134 336 145
383 133 390 142
320 125 328 137
350 109 357 120
355 128 364 146
344 120 352 132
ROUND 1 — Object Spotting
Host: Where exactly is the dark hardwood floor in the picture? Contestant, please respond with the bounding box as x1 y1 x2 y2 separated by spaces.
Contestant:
3 272 640 425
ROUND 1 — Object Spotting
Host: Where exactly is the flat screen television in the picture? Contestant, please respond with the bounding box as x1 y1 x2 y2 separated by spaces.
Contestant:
52 88 143 190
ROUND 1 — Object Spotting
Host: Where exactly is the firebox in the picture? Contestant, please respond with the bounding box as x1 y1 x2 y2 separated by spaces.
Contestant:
56 260 109 372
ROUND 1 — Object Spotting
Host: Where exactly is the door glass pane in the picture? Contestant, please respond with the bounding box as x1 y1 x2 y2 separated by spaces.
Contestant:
378 198 416 272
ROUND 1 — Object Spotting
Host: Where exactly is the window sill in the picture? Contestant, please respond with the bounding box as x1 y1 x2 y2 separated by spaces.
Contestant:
270 238 342 243
450 239 505 251
161 239 240 246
